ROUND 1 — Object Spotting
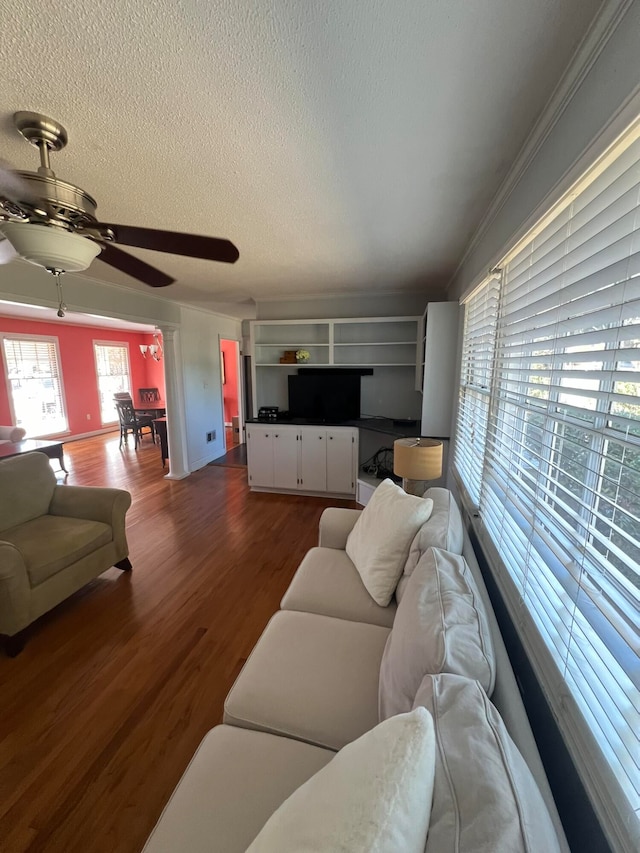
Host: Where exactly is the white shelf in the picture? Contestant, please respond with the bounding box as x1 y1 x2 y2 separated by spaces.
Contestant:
334 341 417 347
257 343 330 348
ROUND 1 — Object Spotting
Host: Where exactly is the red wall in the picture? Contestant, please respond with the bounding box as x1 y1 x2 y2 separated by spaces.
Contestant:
0 315 165 438
221 338 239 424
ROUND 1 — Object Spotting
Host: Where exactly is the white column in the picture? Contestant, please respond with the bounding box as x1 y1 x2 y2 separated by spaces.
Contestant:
158 325 190 480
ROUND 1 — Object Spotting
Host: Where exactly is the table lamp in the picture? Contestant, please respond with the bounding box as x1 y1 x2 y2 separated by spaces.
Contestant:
393 438 443 496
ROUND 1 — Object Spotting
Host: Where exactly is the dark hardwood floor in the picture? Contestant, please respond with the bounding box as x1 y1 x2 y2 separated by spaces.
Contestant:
0 432 355 853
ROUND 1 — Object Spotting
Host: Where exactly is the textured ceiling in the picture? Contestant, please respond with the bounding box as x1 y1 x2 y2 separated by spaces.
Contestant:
0 0 601 316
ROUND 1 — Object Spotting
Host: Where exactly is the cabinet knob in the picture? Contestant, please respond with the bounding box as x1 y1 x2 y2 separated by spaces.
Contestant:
319 436 323 440
275 434 279 438
329 436 333 440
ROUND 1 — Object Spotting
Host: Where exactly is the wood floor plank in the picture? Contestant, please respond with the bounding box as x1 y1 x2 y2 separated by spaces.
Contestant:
0 433 356 852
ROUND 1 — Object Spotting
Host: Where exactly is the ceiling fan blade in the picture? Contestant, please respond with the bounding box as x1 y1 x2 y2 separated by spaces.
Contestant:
98 243 175 287
0 237 18 265
93 222 239 263
0 160 38 204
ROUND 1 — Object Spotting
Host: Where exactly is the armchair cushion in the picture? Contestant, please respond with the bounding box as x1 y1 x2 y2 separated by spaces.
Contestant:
2 515 112 586
0 452 56 533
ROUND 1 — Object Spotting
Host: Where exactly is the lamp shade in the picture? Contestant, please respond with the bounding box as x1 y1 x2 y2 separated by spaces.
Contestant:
393 438 443 481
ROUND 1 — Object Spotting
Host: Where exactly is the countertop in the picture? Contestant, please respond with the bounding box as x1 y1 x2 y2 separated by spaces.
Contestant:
246 416 422 438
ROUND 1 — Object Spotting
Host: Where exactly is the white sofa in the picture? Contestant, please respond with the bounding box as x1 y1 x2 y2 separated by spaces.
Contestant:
143 487 568 852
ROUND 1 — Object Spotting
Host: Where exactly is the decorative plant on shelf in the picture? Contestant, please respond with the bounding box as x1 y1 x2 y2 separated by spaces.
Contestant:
296 349 310 363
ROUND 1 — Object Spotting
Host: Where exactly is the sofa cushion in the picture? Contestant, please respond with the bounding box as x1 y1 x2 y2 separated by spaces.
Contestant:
346 478 433 607
142 726 334 853
0 452 56 533
247 708 435 853
379 547 495 719
224 610 390 751
280 547 397 628
413 674 562 853
398 488 464 603
2 514 113 586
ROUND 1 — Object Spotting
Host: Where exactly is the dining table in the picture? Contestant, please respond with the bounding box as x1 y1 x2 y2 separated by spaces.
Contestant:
134 401 167 418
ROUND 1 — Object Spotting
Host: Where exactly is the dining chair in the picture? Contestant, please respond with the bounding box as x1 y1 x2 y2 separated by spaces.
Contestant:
139 387 160 403
115 400 155 449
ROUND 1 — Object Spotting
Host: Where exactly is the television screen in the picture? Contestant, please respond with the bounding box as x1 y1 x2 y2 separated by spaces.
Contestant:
288 373 361 422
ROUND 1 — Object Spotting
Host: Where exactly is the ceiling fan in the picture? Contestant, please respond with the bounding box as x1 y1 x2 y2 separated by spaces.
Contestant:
0 111 239 299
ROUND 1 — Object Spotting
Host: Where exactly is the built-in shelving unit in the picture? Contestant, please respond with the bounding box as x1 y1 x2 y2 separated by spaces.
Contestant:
250 316 422 416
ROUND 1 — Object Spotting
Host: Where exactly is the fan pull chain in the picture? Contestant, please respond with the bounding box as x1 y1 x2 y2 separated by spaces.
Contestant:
54 271 67 317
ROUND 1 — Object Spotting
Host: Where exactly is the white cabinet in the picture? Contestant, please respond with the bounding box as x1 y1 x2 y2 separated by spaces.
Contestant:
420 302 461 438
273 429 299 490
246 425 299 489
326 428 356 494
299 427 328 492
245 428 275 487
247 424 358 496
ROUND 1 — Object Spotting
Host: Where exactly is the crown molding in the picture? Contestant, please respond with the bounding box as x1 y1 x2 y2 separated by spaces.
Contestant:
447 0 634 291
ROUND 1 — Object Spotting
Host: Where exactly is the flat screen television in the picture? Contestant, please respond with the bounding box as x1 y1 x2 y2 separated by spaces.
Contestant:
288 373 361 422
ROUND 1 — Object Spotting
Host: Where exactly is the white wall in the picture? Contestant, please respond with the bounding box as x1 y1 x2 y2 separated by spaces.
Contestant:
256 291 432 320
0 260 181 327
179 306 241 470
448 1 640 300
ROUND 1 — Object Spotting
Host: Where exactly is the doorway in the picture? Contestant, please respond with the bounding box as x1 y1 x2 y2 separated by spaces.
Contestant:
220 338 243 450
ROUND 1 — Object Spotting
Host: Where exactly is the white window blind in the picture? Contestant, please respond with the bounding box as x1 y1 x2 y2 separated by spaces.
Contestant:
454 124 640 851
1 335 67 436
454 274 500 504
94 343 131 424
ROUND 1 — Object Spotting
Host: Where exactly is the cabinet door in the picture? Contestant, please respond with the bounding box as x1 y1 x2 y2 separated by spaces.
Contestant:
273 429 299 489
326 428 356 494
247 426 274 487
299 427 327 492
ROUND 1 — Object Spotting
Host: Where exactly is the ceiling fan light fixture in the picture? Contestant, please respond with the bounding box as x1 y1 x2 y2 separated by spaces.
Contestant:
0 221 101 273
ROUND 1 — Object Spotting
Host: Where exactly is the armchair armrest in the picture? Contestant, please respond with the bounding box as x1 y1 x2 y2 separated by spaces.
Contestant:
0 541 30 636
318 508 362 549
49 486 132 555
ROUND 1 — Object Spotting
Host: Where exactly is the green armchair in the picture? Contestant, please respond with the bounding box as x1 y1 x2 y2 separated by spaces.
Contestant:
0 451 132 656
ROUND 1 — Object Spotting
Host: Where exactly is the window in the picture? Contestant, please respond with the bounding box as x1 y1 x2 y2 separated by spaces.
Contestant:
454 120 640 849
94 342 131 424
1 335 67 436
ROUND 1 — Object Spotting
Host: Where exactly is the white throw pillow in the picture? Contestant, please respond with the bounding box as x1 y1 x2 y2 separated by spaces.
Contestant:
413 674 562 853
246 707 436 853
346 478 433 607
379 547 495 719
